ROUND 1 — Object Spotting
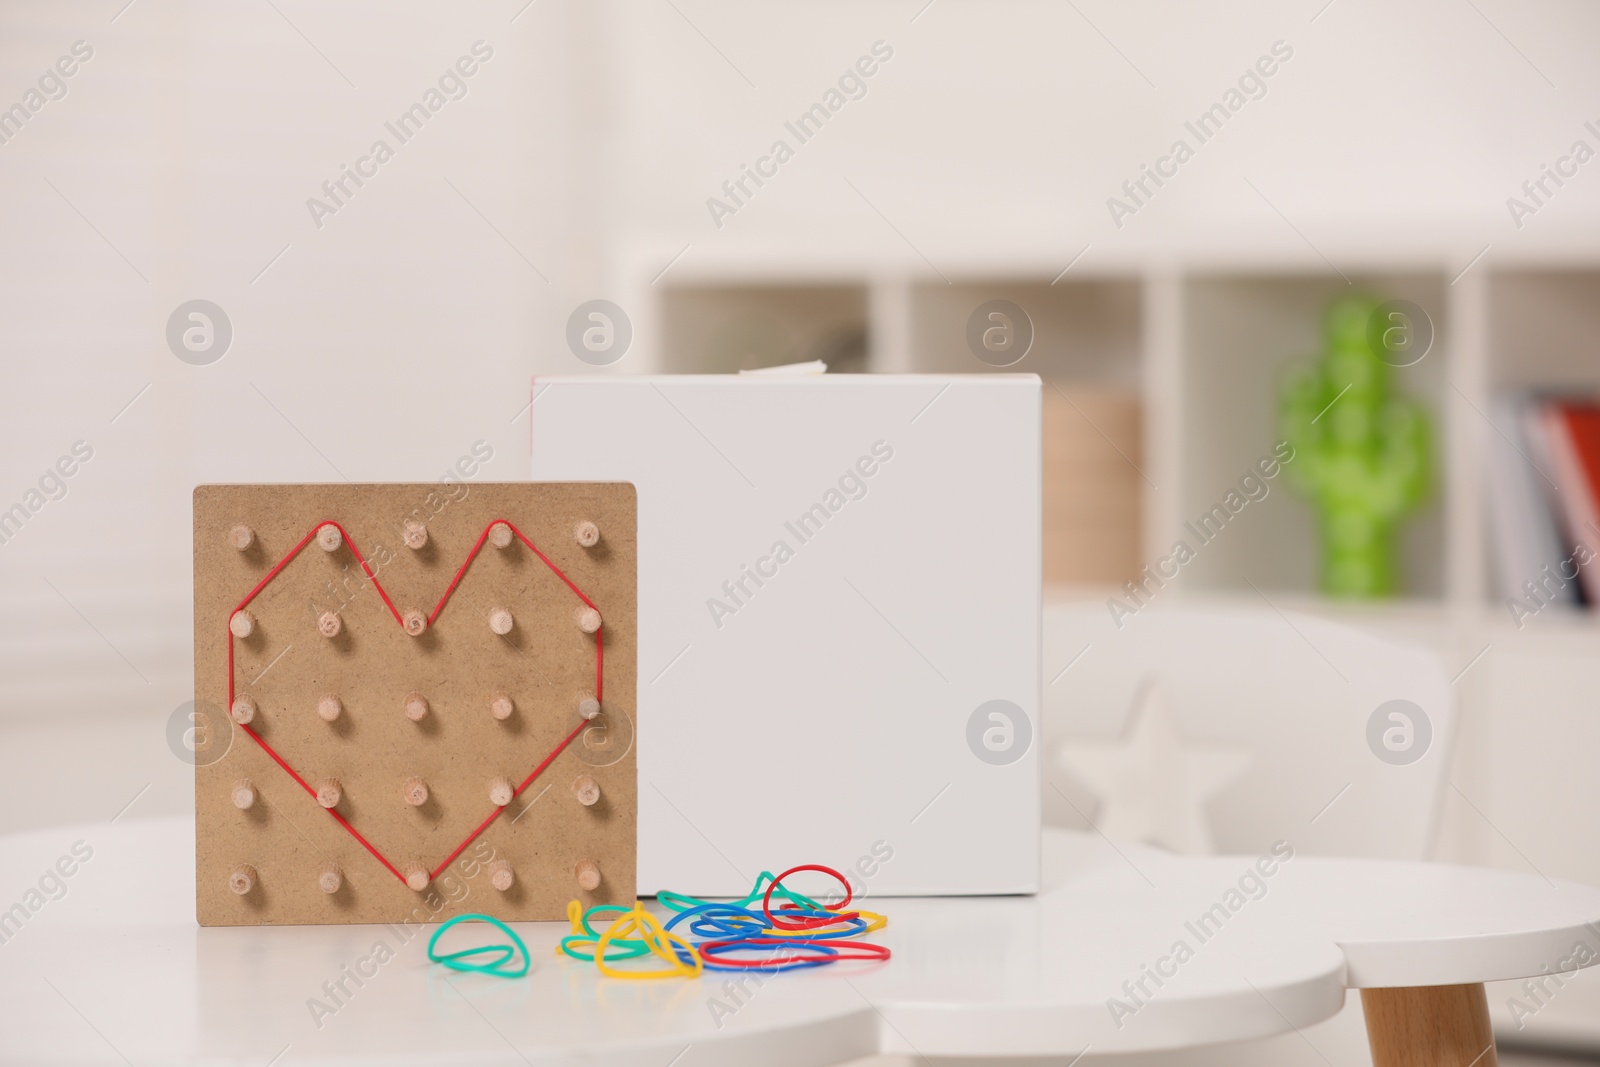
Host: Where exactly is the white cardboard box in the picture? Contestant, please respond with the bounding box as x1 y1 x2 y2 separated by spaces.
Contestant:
530 374 1040 896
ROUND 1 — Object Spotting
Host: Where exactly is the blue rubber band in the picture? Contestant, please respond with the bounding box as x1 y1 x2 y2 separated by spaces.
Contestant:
665 903 867 943
680 937 841 974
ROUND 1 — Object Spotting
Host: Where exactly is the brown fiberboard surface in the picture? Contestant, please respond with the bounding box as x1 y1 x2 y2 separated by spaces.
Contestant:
194 483 636 926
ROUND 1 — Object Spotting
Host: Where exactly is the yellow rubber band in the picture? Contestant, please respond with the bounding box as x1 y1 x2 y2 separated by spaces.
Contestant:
854 909 888 933
593 903 703 980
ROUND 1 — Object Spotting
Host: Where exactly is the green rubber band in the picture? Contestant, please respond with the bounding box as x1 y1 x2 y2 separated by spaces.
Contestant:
749 870 829 912
428 913 530 978
559 933 652 962
559 902 651 962
657 871 826 915
575 903 634 938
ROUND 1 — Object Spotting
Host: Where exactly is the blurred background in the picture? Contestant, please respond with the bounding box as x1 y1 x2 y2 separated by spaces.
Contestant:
3 0 1600 1060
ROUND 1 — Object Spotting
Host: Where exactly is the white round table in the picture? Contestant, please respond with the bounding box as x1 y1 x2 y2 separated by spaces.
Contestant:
3 817 1597 1065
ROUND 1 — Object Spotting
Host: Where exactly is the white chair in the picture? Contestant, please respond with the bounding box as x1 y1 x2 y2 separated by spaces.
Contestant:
1038 599 1456 1067
1043 600 1454 861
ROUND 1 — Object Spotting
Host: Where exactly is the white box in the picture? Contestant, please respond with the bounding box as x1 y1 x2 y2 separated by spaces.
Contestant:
530 374 1040 896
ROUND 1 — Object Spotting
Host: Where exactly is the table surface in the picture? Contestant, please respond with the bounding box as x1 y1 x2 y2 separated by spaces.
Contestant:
3 817 1599 1066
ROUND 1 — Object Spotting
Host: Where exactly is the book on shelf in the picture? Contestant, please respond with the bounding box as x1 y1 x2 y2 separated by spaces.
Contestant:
1486 395 1575 605
1486 394 1600 610
1539 399 1600 605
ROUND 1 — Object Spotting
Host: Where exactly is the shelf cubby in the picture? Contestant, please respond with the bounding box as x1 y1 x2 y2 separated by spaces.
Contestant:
1177 271 1450 602
1487 269 1600 397
903 279 1142 383
657 283 868 374
904 278 1145 586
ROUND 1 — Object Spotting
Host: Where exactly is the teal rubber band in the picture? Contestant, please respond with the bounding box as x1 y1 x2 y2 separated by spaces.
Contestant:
559 902 652 962
575 903 634 938
748 870 828 912
428 913 531 978
657 871 826 915
559 933 652 962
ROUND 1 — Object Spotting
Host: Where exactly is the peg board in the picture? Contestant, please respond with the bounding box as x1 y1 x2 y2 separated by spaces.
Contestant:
193 483 636 926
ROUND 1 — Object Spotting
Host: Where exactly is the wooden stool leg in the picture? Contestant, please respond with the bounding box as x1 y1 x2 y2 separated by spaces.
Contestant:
1361 984 1497 1067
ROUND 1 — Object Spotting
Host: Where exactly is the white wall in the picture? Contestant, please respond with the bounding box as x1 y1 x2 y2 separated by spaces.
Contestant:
3 0 1599 832
600 0 1600 274
0 0 597 827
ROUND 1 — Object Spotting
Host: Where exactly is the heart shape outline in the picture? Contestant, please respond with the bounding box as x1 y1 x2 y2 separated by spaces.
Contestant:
225 517 603 886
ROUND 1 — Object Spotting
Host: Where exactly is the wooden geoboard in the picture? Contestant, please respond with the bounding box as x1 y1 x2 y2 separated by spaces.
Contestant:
193 483 636 926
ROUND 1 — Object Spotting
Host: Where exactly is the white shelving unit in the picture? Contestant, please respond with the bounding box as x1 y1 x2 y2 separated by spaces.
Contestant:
636 258 1600 611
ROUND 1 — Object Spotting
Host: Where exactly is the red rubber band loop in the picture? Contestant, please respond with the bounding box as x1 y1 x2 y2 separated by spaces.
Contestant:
225 517 602 887
698 937 891 966
762 864 855 930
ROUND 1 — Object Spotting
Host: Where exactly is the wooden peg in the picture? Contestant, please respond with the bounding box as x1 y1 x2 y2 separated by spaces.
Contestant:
402 519 428 550
402 776 429 806
317 694 342 722
489 776 514 807
316 777 341 808
404 862 430 892
488 522 513 548
229 610 255 639
575 606 602 633
572 775 600 807
317 611 342 638
230 696 256 725
574 520 600 548
316 524 342 552
231 779 256 810
577 695 601 720
489 693 514 720
403 692 429 722
402 608 427 636
228 524 255 551
229 864 257 895
575 859 601 891
489 859 514 892
318 863 343 895
488 607 514 635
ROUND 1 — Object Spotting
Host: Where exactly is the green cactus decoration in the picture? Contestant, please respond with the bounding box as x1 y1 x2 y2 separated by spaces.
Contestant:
1279 296 1431 597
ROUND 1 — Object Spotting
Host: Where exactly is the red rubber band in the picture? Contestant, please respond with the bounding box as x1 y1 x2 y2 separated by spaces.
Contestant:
224 517 603 887
698 937 891 966
428 717 588 880
425 521 494 627
763 864 855 930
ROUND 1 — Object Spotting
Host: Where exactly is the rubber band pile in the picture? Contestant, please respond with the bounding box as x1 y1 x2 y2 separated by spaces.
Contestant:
427 864 890 981
561 864 890 978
